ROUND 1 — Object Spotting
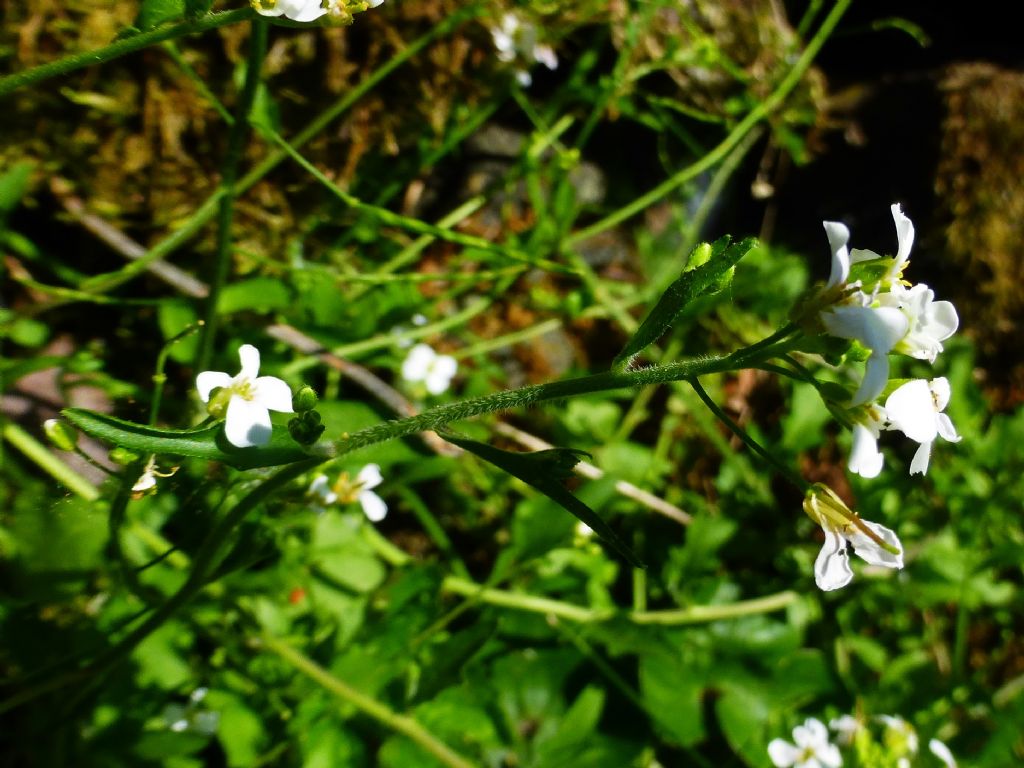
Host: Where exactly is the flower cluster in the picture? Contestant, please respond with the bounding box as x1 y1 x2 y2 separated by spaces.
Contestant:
490 12 558 87
818 204 961 478
250 0 383 23
799 205 963 591
769 715 957 768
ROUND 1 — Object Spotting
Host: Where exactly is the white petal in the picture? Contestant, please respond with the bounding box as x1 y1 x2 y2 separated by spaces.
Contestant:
515 70 533 87
823 220 851 288
849 423 884 478
822 305 908 352
930 377 951 410
357 463 383 490
819 743 843 768
195 371 232 402
852 351 891 407
928 739 957 768
253 376 294 413
225 396 272 448
815 529 854 591
253 3 286 17
886 380 939 443
890 203 915 275
848 520 903 569
534 44 558 70
402 343 435 383
238 344 261 379
767 739 799 767
909 441 933 475
936 413 961 443
925 300 959 340
795 718 830 748
850 247 881 265
309 475 336 504
425 355 457 395
359 490 388 522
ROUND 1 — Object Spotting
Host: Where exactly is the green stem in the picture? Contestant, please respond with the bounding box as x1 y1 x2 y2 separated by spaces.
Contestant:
440 576 797 625
687 377 808 492
566 0 852 244
197 20 269 373
1 421 100 500
259 635 477 768
326 335 798 457
0 9 255 98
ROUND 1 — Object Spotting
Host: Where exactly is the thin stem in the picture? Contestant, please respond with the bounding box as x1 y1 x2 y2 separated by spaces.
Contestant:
440 576 797 625
1 421 100 500
0 9 254 98
566 0 852 244
688 377 808 492
259 635 477 768
196 19 269 373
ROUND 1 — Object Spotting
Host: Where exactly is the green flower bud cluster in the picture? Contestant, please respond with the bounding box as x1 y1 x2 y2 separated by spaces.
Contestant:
288 386 325 446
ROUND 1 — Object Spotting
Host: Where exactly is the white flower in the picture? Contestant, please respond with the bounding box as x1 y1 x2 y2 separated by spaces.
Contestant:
768 718 842 768
490 12 558 87
818 204 959 407
884 378 961 475
928 738 957 768
848 403 887 479
196 344 294 448
252 0 328 22
308 465 388 522
876 283 959 363
828 715 862 746
821 302 908 405
401 343 457 395
804 484 903 591
354 464 388 522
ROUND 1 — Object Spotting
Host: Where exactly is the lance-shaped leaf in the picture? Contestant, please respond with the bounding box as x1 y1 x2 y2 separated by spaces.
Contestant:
440 432 643 568
63 408 312 470
612 235 758 371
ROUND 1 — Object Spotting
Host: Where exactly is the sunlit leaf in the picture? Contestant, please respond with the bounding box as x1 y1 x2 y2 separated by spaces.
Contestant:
612 235 757 370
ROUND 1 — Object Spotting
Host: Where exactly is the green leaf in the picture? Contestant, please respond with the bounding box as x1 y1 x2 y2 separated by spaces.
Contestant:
136 0 186 30
439 432 643 568
217 277 291 315
62 407 311 469
612 235 758 370
0 161 33 217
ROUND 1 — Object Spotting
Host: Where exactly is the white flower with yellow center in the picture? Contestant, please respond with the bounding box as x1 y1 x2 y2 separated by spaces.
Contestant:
768 718 842 768
251 0 328 22
309 464 388 522
804 484 903 591
196 344 293 448
401 343 458 395
490 12 558 87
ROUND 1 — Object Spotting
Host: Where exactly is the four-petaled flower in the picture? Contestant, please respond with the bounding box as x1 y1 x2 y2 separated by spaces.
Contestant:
252 0 383 22
401 343 458 395
309 464 388 522
884 377 961 475
768 718 843 768
804 484 903 591
196 344 294 448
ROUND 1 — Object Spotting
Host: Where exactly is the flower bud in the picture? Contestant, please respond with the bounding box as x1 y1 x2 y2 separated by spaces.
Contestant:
43 418 78 452
110 447 141 465
292 385 319 413
205 387 231 419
